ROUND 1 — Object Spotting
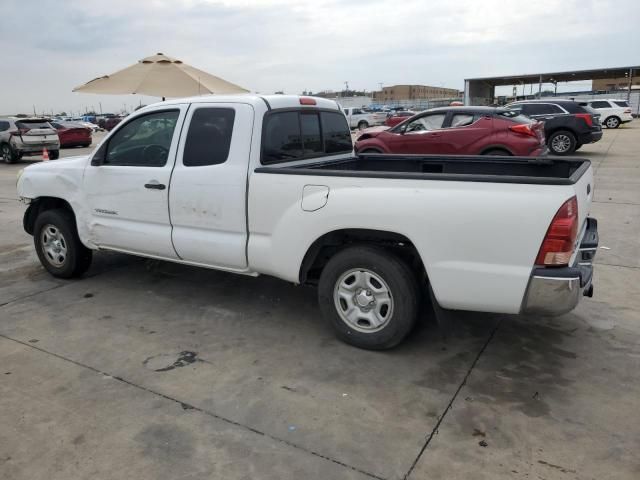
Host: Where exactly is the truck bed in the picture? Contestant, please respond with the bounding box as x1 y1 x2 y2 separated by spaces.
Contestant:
254 154 590 185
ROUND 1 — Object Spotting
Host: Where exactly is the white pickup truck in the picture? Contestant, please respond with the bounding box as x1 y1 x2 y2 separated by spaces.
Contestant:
342 107 386 130
17 95 598 349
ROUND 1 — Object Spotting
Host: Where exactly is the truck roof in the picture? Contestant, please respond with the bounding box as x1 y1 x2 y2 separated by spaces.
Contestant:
155 94 341 112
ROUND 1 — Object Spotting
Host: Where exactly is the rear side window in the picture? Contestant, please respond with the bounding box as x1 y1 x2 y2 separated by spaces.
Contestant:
321 111 352 153
450 114 475 127
0 121 10 132
613 101 629 108
183 108 235 167
262 110 352 164
590 101 611 109
522 104 564 115
497 111 534 124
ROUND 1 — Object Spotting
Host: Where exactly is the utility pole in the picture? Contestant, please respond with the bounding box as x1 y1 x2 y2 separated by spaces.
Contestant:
33 105 36 116
99 102 103 115
627 67 634 101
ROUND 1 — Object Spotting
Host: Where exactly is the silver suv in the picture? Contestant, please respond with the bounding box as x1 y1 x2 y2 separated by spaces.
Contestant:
0 118 60 163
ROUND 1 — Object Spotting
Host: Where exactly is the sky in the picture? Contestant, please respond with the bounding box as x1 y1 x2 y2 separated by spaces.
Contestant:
1 0 638 115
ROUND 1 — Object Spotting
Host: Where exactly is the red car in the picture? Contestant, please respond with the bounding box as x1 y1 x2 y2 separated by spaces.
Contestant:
356 107 546 156
50 122 92 148
385 111 416 127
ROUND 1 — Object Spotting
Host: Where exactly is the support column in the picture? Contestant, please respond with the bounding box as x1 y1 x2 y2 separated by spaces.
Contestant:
538 75 543 99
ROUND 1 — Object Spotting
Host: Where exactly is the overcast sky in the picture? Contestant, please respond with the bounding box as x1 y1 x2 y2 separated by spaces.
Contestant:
1 0 638 115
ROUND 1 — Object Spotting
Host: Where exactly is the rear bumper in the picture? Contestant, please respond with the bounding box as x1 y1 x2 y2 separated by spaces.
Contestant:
578 130 603 144
522 217 598 316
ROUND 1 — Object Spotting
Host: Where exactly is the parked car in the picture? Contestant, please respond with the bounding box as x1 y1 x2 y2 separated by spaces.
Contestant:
506 100 602 155
0 118 59 163
355 107 546 156
384 111 416 127
50 122 92 148
580 99 633 129
342 107 386 130
17 96 598 349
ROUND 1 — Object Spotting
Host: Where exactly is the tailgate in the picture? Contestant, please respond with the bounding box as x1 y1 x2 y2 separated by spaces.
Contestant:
21 128 57 144
571 161 594 262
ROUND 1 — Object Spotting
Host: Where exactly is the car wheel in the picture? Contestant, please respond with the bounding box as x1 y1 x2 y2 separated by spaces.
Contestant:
357 121 369 130
359 148 383 154
604 116 620 129
483 149 511 156
34 209 92 278
575 143 583 151
82 143 91 148
1 143 17 164
548 130 576 155
49 149 60 160
318 246 419 350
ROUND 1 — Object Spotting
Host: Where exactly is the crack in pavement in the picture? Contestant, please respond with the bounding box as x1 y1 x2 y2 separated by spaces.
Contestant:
0 333 385 480
402 319 502 480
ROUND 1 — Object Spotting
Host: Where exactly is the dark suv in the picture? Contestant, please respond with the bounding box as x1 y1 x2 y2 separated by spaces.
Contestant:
505 100 602 155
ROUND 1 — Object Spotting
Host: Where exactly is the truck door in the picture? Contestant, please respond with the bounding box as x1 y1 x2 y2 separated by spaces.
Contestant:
83 107 186 258
169 103 254 270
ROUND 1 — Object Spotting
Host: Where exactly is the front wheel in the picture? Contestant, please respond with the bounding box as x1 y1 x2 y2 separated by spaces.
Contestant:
548 130 576 155
49 149 60 160
604 116 620 129
318 246 419 350
34 209 92 278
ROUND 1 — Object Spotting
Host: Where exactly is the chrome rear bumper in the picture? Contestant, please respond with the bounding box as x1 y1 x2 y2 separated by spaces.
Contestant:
522 217 598 316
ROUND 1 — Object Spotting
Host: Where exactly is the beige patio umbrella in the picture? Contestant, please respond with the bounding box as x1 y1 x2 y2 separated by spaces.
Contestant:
73 53 249 99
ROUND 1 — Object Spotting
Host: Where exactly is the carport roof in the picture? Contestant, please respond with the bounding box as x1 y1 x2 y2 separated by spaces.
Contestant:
465 66 639 86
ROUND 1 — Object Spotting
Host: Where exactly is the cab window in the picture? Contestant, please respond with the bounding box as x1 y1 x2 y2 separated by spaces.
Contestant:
404 114 446 133
104 110 179 167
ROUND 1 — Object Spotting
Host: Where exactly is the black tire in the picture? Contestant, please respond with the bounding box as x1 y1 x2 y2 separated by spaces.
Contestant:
82 143 91 148
604 116 620 129
357 121 369 130
1 143 17 164
49 149 60 160
482 149 511 156
548 130 576 155
34 209 92 278
575 143 583 151
318 245 419 350
359 148 383 154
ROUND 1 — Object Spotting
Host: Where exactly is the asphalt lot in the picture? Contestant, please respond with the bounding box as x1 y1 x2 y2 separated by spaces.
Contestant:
1 126 639 480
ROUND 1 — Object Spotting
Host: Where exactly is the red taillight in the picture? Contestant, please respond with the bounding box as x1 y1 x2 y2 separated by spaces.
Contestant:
299 97 316 105
535 196 579 266
575 113 593 127
509 124 536 137
624 108 631 114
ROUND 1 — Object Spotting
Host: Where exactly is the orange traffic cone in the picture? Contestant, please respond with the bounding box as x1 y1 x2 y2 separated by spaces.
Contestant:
42 147 49 161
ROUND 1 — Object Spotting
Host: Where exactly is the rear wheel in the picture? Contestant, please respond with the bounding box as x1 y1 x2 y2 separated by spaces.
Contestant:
483 149 511 156
318 246 419 350
575 143 583 151
604 116 620 129
548 130 576 155
49 149 60 160
359 148 383 154
357 121 369 130
1 144 17 164
34 209 92 278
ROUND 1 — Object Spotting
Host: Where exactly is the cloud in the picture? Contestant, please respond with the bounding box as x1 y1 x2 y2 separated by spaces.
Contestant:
0 0 638 114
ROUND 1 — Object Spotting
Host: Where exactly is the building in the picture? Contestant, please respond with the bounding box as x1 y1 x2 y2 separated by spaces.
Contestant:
592 77 640 91
372 85 461 103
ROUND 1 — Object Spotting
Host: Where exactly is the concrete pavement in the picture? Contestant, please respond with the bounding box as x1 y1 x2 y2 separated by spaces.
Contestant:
1 125 638 479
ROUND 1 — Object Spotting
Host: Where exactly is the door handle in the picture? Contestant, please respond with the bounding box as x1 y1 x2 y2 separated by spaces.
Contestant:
144 182 166 190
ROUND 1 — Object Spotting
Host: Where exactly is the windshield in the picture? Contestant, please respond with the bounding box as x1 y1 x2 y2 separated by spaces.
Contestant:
16 121 52 129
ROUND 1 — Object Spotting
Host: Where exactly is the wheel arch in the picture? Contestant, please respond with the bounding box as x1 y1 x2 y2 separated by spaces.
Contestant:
299 228 428 286
24 197 75 235
479 145 513 155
